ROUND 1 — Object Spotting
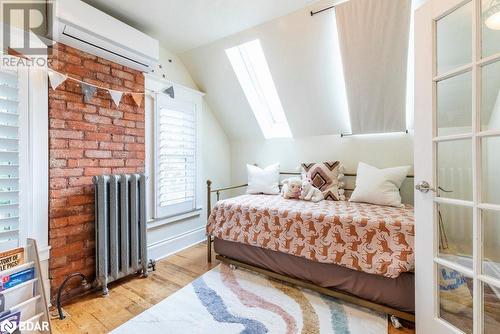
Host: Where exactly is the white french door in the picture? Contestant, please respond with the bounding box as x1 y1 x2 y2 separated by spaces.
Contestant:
415 0 500 333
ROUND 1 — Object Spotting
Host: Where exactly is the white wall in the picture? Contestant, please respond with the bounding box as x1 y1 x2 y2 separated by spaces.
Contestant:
230 132 415 204
224 119 415 202
145 46 231 260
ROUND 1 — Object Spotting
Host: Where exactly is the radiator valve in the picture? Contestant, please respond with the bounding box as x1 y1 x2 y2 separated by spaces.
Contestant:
148 259 156 272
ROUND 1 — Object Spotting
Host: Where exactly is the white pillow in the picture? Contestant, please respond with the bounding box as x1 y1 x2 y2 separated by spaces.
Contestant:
246 163 280 195
349 162 410 207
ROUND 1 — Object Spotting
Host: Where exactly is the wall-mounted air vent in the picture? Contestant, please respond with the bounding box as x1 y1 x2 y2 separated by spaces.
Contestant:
54 0 159 73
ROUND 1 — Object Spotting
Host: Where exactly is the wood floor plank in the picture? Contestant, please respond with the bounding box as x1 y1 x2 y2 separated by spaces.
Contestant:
113 285 153 310
51 241 414 334
61 309 108 333
51 317 82 334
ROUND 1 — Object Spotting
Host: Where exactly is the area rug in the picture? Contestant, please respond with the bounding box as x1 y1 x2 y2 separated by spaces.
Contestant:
112 264 387 333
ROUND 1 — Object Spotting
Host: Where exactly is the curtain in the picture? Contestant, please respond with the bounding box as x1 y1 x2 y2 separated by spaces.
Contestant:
336 0 411 134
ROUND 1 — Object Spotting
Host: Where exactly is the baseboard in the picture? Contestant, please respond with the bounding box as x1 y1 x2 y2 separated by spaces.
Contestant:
147 226 206 261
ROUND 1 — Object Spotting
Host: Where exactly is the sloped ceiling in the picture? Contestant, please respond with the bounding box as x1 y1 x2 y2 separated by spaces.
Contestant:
82 0 318 53
181 0 351 140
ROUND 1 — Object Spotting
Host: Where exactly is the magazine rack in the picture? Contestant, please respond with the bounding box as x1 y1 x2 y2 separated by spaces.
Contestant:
0 239 51 333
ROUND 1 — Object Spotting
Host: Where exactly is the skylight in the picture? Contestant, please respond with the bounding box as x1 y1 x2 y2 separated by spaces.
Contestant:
226 39 292 139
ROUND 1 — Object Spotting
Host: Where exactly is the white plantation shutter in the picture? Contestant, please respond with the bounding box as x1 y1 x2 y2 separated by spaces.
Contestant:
0 68 23 251
0 53 48 261
155 93 197 218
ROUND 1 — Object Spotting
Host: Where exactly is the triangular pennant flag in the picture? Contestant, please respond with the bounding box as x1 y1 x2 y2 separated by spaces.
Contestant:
163 86 175 99
131 93 143 107
81 83 97 103
109 89 123 107
48 70 67 90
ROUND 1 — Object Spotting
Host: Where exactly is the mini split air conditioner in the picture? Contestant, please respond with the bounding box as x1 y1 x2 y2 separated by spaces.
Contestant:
54 0 159 72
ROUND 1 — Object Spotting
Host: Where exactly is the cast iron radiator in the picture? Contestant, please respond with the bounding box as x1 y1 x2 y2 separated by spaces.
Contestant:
93 174 148 294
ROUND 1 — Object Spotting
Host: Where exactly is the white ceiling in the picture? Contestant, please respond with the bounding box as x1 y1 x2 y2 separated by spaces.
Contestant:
82 0 319 53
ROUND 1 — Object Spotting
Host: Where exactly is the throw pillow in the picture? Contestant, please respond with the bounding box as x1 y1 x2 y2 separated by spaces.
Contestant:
301 161 345 201
349 162 410 207
246 163 280 195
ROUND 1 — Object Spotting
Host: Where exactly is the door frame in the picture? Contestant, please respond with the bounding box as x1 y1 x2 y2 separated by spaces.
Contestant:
415 0 500 333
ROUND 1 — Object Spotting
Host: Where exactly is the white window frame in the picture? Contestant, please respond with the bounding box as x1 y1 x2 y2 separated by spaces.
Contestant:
24 67 49 261
17 66 30 247
226 39 292 139
153 88 202 220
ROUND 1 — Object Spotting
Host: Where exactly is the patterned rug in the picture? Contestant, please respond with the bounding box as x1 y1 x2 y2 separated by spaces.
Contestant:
112 264 387 334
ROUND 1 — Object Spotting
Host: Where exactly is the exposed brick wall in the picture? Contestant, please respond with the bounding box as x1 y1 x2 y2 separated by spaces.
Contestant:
48 43 145 297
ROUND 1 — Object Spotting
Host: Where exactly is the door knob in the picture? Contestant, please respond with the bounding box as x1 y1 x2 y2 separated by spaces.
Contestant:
415 181 435 193
415 181 453 194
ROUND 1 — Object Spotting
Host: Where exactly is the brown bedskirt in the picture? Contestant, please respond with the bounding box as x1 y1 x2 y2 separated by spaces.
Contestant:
214 238 415 313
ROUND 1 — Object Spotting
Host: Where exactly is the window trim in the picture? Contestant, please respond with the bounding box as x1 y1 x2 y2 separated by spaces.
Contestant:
226 39 292 139
26 67 49 260
153 91 201 220
18 66 30 248
147 208 202 230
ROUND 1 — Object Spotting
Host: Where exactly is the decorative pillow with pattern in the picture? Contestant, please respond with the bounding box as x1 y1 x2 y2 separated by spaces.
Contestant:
301 162 345 201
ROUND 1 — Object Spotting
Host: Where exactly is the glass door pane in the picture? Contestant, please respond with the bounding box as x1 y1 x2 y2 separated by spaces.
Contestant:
438 263 474 334
480 60 500 131
437 139 473 201
483 282 500 333
437 71 473 136
482 0 500 57
437 203 473 268
482 209 500 278
437 1 473 75
481 136 500 204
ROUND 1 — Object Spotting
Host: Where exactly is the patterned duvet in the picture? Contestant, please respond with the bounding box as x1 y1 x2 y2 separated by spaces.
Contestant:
207 195 414 278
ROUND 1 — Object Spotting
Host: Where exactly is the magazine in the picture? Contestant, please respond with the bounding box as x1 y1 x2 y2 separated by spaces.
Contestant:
0 310 21 334
0 249 24 272
0 268 35 292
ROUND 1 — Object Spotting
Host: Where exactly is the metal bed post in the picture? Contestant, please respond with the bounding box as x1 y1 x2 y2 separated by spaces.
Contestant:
207 180 212 263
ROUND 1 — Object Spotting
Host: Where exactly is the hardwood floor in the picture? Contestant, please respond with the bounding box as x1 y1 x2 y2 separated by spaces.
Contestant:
51 242 415 334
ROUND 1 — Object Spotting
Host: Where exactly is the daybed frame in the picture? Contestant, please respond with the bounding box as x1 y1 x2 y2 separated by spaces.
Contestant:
206 172 416 322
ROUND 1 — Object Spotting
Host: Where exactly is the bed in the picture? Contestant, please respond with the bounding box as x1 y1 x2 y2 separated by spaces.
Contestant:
206 175 415 321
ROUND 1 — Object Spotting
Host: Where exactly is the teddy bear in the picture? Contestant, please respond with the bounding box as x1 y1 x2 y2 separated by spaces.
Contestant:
281 177 302 199
300 179 324 202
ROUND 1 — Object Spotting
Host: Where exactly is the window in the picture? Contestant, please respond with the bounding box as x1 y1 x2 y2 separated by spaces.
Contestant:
226 39 292 139
0 36 48 291
155 93 197 218
0 59 47 254
0 67 24 251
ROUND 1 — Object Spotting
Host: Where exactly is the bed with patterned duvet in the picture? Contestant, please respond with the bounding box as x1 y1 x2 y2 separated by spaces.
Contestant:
207 194 415 313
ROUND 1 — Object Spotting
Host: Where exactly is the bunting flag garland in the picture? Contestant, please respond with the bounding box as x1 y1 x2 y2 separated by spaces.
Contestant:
109 90 124 107
163 86 175 99
131 93 143 107
47 68 175 108
48 70 67 90
81 83 97 103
